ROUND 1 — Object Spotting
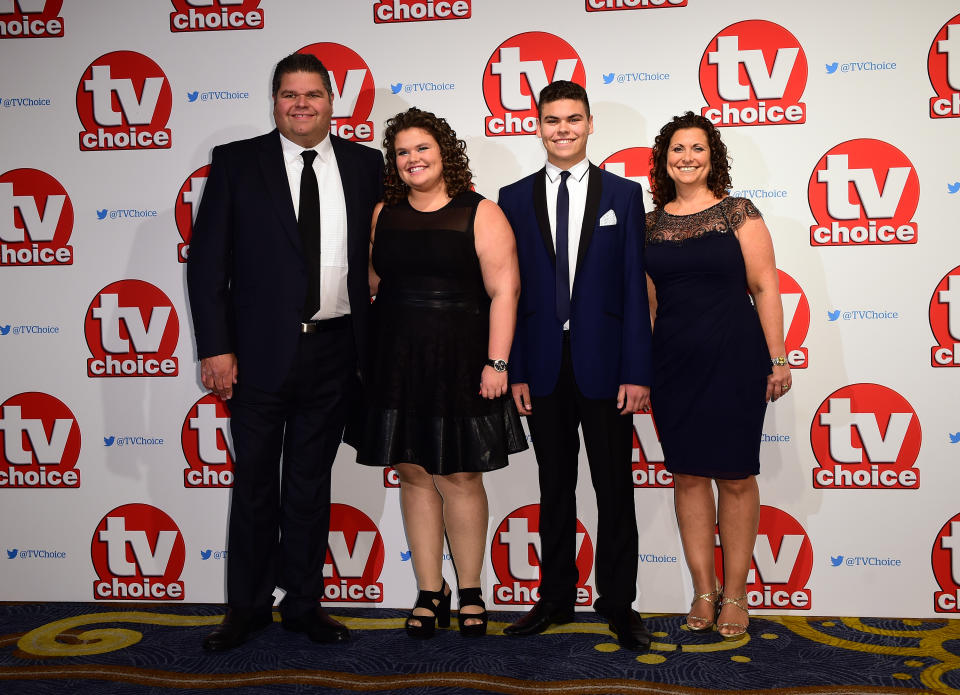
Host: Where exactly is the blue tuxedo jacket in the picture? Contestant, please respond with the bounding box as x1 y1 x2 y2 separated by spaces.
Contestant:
498 164 652 399
187 129 383 392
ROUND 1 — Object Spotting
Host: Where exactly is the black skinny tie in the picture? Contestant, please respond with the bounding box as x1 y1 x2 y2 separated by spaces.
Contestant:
555 170 571 324
299 150 322 321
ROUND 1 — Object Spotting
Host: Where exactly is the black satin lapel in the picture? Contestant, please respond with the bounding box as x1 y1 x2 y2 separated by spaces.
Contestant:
533 169 555 263
258 130 299 249
575 164 603 276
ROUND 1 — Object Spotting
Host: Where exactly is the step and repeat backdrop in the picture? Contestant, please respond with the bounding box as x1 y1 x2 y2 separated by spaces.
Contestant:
1 0 959 618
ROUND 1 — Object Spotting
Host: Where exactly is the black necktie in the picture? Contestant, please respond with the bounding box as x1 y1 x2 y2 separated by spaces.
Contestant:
555 170 571 324
299 150 322 321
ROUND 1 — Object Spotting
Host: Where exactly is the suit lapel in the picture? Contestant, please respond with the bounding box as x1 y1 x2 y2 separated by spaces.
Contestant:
532 168 555 263
575 164 602 278
257 130 300 249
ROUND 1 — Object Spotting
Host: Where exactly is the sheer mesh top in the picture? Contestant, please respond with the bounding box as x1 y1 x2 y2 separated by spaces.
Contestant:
645 196 762 245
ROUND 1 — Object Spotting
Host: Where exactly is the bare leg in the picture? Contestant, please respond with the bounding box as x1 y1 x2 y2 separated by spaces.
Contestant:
396 463 447 626
673 473 719 626
435 471 488 625
716 475 759 635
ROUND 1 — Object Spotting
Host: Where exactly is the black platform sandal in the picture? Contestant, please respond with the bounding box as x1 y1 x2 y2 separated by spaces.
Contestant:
457 587 488 637
405 581 451 639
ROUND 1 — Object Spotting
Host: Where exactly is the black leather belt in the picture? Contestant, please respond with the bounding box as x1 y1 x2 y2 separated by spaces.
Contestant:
300 315 351 334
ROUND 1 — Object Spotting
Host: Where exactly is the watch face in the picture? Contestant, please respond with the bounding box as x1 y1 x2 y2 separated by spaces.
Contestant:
489 359 507 372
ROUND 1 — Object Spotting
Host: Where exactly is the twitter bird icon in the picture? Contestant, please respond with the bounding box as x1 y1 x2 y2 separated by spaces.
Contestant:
391 83 402 94
400 550 412 561
104 436 115 446
830 555 843 567
6 549 17 559
948 182 960 194
950 433 960 444
825 62 838 74
201 549 213 560
0 325 10 336
602 73 615 84
187 91 199 102
827 309 840 321
96 209 107 220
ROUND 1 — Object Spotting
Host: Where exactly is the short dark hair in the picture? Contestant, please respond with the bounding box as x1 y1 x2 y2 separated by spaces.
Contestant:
272 52 333 96
650 111 731 208
537 80 590 118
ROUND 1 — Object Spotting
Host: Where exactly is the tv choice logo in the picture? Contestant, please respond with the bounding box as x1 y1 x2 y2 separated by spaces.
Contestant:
490 504 594 606
0 0 63 38
586 0 685 10
932 512 960 612
929 13 960 118
0 391 80 489
483 32 586 137
931 265 960 366
599 146 653 208
631 411 673 488
808 139 919 247
810 383 921 490
182 394 234 488
174 165 209 263
373 0 470 23
0 168 74 267
383 466 399 488
298 43 374 143
170 0 263 32
700 20 808 127
91 504 185 601
77 51 172 151
323 504 385 603
779 269 810 369
715 505 812 610
85 280 179 378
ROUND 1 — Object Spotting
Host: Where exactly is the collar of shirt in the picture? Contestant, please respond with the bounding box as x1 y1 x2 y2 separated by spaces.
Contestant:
545 157 589 185
279 131 334 167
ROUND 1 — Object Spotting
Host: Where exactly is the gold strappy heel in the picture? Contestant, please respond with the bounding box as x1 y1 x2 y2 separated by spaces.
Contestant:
685 583 721 632
718 593 749 638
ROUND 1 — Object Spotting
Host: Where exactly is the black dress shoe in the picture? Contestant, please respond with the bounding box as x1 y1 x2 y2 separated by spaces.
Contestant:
503 600 575 636
202 608 273 652
601 608 652 651
282 606 350 643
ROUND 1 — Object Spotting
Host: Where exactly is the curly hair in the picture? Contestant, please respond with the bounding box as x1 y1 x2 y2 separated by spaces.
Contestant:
381 108 472 206
649 111 731 209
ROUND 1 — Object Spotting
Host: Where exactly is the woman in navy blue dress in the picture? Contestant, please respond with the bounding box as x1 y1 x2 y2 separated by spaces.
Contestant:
644 112 791 638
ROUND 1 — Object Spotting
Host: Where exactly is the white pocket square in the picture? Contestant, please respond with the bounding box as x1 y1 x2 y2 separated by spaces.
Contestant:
599 209 617 226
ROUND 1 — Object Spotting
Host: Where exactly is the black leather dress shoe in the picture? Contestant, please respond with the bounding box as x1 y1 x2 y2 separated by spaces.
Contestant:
503 600 575 636
282 607 350 643
202 608 273 652
601 608 652 650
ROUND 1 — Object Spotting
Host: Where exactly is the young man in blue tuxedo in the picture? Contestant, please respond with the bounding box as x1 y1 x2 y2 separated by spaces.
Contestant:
497 80 653 650
187 53 383 651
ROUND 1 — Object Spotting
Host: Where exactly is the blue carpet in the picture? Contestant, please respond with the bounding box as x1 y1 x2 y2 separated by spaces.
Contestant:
0 603 956 693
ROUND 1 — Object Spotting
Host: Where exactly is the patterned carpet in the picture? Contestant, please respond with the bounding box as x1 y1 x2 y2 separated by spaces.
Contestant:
1 603 957 694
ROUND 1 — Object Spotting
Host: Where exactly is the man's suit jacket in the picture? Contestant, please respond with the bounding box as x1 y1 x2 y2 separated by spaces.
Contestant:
498 164 652 400
187 129 383 392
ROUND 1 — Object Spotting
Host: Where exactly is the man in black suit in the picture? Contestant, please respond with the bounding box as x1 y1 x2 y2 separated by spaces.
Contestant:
187 52 382 651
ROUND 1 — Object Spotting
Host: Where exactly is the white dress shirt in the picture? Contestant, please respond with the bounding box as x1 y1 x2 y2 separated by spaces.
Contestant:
279 132 350 320
545 157 590 329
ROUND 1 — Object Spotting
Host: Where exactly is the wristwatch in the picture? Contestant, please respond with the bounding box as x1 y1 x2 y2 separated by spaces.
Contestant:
486 358 509 372
771 356 787 366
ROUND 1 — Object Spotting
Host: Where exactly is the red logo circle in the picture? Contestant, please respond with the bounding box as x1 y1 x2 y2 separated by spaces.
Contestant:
490 504 594 606
700 20 807 127
599 146 653 195
930 265 960 366
298 43 375 142
482 32 586 137
0 0 64 38
631 411 673 488
807 139 919 247
182 394 233 488
0 168 74 266
84 280 180 378
91 503 186 600
174 164 209 263
76 51 172 151
810 383 921 489
169 0 264 32
928 13 960 118
324 504 385 603
0 391 81 488
932 512 960 612
778 269 810 369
